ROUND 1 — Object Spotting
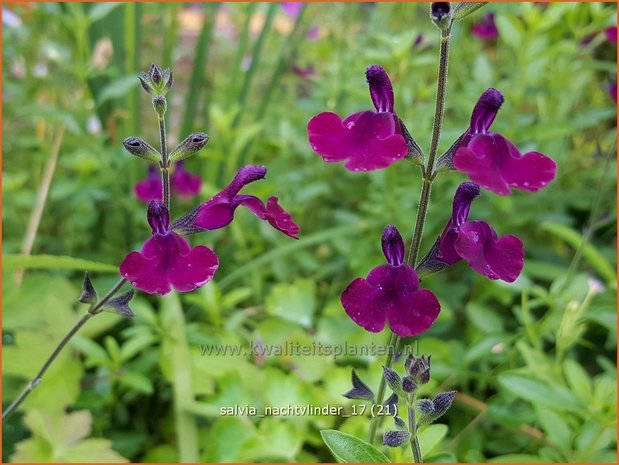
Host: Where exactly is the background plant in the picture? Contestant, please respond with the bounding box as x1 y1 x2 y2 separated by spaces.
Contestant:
3 2 616 463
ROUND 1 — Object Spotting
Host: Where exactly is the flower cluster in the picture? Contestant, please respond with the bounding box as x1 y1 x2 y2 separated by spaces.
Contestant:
307 65 556 337
122 165 299 295
121 64 299 296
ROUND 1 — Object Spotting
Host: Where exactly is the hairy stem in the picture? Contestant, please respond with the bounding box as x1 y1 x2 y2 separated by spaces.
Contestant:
367 331 398 442
2 278 127 420
408 395 423 463
367 26 452 447
158 114 171 211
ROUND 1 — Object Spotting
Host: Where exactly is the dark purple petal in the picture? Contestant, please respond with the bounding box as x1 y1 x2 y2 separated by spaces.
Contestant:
367 264 419 294
437 183 480 264
119 232 219 295
191 165 268 230
264 196 300 239
307 110 408 171
605 26 617 44
341 277 389 333
135 165 163 203
237 195 300 239
381 225 405 266
472 13 499 40
171 161 202 198
221 165 267 198
454 133 556 195
341 263 440 337
387 289 440 338
366 65 394 113
470 88 504 134
610 82 617 103
454 221 524 282
147 200 169 234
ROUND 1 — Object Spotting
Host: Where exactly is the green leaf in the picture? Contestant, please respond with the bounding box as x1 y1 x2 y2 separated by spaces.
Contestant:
488 454 544 463
417 424 448 456
497 371 583 412
266 279 316 328
320 430 390 463
541 222 616 286
452 2 487 21
118 371 154 395
3 254 118 272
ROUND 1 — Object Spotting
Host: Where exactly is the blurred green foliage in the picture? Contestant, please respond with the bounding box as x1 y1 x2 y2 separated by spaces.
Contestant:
2 2 617 463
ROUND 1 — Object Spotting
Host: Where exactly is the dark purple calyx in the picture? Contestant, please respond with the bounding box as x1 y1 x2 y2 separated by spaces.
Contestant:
366 65 395 113
381 225 405 266
147 200 170 234
431 2 451 22
470 88 504 134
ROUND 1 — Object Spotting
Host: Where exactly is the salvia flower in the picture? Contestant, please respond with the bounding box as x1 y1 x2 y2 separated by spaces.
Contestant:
605 26 617 44
307 65 411 171
172 165 300 239
171 161 202 198
420 183 524 282
135 163 202 203
340 225 440 337
135 165 163 203
453 88 557 195
472 13 499 40
120 200 219 296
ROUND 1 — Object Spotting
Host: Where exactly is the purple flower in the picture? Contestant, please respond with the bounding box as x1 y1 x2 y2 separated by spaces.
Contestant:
307 65 409 171
472 13 499 40
120 200 219 295
341 226 441 338
605 26 617 44
453 88 557 195
610 82 617 103
434 183 524 282
176 165 300 239
171 161 202 198
135 162 202 203
135 165 163 203
281 2 303 18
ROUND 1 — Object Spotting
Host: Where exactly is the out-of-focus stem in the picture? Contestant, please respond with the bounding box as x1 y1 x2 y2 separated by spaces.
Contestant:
2 278 127 420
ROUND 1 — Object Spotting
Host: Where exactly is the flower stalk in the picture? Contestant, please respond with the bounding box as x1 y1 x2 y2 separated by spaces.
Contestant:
367 25 453 452
2 278 127 420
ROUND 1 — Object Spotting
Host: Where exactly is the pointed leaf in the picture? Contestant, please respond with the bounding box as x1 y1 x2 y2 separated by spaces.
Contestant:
320 430 390 463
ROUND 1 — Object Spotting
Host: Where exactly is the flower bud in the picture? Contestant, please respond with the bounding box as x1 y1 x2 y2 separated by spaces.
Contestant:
383 366 404 395
138 64 174 97
402 376 417 393
405 354 431 385
383 430 411 448
430 2 452 30
123 137 161 162
169 132 210 163
153 96 167 117
416 391 456 425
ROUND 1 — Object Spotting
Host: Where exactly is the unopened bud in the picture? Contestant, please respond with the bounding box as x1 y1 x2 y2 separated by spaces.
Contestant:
169 132 210 163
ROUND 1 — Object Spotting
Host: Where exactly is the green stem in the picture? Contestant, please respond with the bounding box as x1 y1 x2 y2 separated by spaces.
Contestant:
2 278 127 420
158 114 171 212
425 27 451 176
367 332 398 442
367 25 452 447
408 397 423 463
